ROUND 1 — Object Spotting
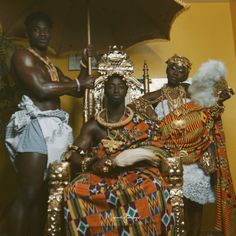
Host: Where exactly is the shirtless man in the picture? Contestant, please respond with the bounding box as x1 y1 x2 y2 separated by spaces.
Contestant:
5 12 94 236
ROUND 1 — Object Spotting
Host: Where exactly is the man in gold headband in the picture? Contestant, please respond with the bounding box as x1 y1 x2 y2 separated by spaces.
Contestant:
133 55 236 236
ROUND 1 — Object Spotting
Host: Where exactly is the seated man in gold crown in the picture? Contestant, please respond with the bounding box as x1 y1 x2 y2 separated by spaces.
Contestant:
133 55 236 236
63 47 176 236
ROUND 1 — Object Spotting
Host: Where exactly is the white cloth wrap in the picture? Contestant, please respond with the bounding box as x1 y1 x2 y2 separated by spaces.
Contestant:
155 98 215 204
5 95 73 167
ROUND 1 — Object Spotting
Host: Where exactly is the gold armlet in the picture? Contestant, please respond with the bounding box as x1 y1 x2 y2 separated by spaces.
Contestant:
64 144 86 161
102 158 113 173
81 157 94 172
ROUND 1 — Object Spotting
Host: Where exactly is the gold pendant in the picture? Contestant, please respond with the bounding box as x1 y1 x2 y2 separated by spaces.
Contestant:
178 150 188 161
171 119 186 130
101 138 124 153
173 109 182 116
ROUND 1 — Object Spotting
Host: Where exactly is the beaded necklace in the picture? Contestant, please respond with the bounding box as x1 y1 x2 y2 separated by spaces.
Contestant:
161 84 188 159
96 106 134 129
97 107 134 153
27 48 59 82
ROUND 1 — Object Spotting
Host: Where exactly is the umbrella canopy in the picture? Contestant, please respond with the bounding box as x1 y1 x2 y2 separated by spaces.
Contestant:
0 0 189 55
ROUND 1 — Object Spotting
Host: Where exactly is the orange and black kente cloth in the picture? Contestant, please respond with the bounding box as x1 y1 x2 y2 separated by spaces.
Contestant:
64 113 175 236
159 101 236 235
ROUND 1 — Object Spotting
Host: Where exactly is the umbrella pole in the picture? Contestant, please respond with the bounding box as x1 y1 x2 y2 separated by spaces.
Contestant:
143 60 150 94
84 0 94 123
87 0 92 74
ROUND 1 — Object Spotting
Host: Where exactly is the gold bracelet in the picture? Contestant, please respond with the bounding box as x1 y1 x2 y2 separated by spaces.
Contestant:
102 158 113 173
68 144 79 151
80 60 87 69
64 145 77 161
81 157 93 172
69 144 86 155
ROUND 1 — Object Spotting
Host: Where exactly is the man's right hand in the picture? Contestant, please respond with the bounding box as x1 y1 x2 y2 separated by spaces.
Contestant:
217 87 235 105
81 45 97 64
78 75 95 90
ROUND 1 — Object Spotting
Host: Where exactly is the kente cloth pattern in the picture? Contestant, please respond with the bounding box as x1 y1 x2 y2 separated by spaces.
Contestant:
5 95 73 167
64 114 175 236
94 112 167 161
159 102 215 163
213 119 236 236
157 101 216 204
158 101 236 235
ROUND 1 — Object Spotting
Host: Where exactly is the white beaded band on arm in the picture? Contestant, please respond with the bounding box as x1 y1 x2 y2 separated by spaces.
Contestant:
75 78 81 92
80 60 87 69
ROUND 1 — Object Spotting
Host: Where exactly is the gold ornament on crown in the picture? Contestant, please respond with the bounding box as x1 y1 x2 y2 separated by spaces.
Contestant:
93 46 143 115
98 45 134 79
166 54 192 72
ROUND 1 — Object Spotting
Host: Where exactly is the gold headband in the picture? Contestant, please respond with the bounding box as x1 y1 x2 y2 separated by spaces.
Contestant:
166 54 192 72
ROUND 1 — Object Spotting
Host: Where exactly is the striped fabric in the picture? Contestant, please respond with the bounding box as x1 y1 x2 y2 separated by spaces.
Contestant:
64 168 175 236
213 119 236 235
159 101 236 235
64 113 175 236
159 102 215 164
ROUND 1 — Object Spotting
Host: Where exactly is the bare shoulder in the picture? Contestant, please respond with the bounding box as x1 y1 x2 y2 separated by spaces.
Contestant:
81 118 102 135
75 118 105 146
12 48 35 67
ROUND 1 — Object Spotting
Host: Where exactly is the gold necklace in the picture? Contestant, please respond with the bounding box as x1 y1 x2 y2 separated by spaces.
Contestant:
101 134 124 153
98 106 133 153
96 106 134 129
161 84 187 129
162 84 186 115
161 84 188 159
27 48 59 82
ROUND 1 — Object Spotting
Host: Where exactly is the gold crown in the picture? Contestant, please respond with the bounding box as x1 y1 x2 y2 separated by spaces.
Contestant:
166 54 192 71
98 45 134 78
93 46 143 115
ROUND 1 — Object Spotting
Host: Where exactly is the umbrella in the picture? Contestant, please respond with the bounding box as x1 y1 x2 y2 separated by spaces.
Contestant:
0 0 189 121
0 0 189 55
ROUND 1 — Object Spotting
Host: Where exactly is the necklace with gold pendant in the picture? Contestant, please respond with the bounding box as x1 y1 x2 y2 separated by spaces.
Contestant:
98 107 131 153
171 118 186 130
162 84 186 116
102 127 124 153
177 149 188 160
161 84 189 160
101 136 124 153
